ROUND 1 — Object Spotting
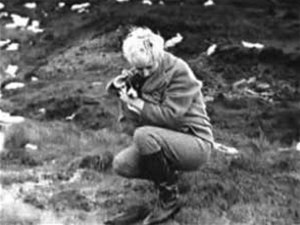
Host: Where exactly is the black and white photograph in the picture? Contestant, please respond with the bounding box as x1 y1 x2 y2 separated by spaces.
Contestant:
0 0 299 224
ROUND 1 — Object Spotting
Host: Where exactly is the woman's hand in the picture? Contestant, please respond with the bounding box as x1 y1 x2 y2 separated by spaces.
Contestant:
119 89 144 114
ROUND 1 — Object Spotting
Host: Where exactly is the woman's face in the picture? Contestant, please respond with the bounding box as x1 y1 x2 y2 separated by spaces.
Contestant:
133 58 159 77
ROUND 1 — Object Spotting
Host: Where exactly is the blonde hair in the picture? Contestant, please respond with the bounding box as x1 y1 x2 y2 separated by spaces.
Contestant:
122 27 165 66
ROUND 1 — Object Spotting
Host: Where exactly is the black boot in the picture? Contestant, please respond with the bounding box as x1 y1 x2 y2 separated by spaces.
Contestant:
140 151 181 225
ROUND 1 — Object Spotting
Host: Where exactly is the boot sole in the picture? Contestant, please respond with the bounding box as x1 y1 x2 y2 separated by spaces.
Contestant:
142 203 182 225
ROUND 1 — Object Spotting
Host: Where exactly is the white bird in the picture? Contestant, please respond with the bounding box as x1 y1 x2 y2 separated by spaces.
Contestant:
31 76 39 81
4 82 25 90
0 12 9 19
206 44 217 56
0 2 5 10
0 110 25 124
204 0 214 7
24 2 37 9
6 43 19 51
296 142 300 151
71 3 90 11
0 39 11 47
5 65 18 77
142 0 152 5
241 40 264 49
25 143 38 151
116 0 129 2
58 2 65 8
27 20 44 33
38 108 46 114
66 113 76 121
6 14 30 28
165 33 183 48
0 132 4 153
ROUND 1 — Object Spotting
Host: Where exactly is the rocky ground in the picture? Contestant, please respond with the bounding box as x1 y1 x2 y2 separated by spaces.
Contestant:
0 0 300 225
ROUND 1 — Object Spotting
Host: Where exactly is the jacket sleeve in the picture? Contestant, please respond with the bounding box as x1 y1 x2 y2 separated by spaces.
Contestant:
118 101 141 135
140 69 200 127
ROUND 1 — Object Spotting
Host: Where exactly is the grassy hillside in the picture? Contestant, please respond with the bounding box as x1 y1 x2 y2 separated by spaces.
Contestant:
0 0 300 224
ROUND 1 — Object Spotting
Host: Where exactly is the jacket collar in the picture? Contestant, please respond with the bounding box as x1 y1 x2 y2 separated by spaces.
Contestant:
141 52 177 93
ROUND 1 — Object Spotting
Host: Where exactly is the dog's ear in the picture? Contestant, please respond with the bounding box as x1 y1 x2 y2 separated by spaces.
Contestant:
106 79 122 97
127 87 138 98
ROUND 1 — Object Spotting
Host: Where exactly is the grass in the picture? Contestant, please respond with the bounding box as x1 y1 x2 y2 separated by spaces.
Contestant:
0 117 300 225
1 119 131 169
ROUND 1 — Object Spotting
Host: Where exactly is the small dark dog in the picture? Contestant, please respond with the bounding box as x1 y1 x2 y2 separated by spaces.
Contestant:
106 69 146 99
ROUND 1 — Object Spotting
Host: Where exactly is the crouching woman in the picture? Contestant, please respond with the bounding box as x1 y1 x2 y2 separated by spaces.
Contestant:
106 27 214 225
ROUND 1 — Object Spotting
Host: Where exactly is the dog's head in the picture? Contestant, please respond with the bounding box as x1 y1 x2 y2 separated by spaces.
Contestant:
106 69 145 98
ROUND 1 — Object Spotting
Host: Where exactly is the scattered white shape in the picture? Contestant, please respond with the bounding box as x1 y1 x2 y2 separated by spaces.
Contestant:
4 82 25 90
233 78 247 88
0 12 9 18
0 39 11 47
0 110 25 124
5 65 18 77
0 131 4 153
5 23 18 29
58 2 65 8
6 42 19 51
142 0 152 5
296 142 300 151
42 10 48 17
31 76 38 81
257 82 270 90
247 76 256 84
27 20 44 33
260 91 274 97
31 20 39 27
77 7 89 13
38 108 46 114
11 14 30 26
67 170 82 183
165 33 183 48
204 96 214 103
25 143 38 151
206 44 217 56
214 142 239 154
5 14 30 28
66 113 76 121
244 88 259 97
204 0 214 7
92 81 103 86
159 0 164 5
24 2 37 9
116 0 129 2
0 2 4 10
242 40 264 49
71 2 90 13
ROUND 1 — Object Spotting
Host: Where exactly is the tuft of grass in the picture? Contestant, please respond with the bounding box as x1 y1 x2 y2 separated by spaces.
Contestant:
1 119 131 169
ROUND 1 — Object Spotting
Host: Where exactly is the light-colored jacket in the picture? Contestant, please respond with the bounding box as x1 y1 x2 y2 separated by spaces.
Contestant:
109 52 214 144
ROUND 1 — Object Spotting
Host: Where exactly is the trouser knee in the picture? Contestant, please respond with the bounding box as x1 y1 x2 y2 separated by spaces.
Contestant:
133 126 161 155
113 153 132 178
